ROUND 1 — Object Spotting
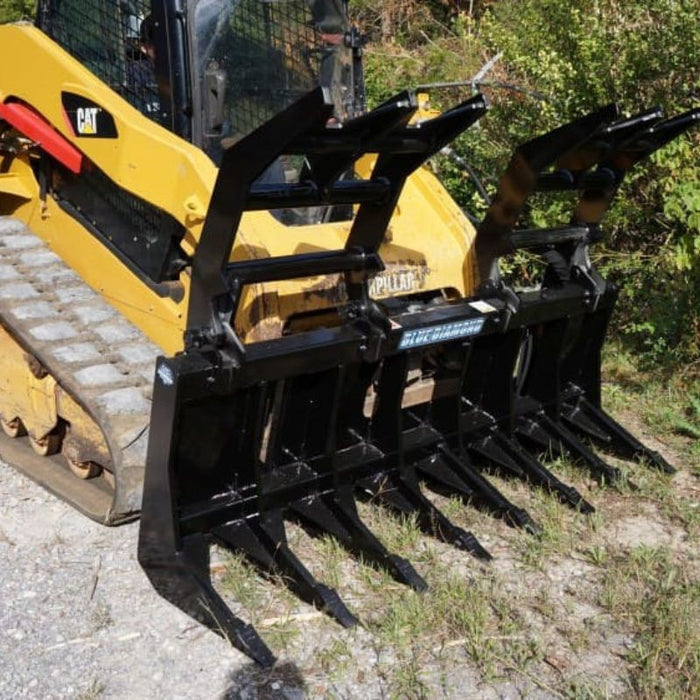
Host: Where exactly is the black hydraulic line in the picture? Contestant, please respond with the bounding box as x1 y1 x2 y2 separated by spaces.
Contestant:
247 178 392 210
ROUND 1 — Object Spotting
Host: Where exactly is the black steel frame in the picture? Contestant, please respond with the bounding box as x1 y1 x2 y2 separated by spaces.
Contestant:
138 81 700 665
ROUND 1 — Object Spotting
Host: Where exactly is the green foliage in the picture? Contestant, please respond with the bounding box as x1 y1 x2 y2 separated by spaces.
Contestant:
600 547 700 697
6 0 698 365
357 4 483 110
480 1 700 365
354 0 700 367
0 0 35 23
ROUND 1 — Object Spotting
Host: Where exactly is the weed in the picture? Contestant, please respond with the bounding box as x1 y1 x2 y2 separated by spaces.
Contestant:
219 553 265 619
599 546 700 697
75 677 105 700
315 535 345 590
372 589 429 649
263 620 300 653
387 650 430 700
316 637 353 678
90 598 112 631
584 546 608 567
565 679 617 699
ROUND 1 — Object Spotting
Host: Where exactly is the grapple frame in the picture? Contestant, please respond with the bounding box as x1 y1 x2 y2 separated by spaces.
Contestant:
138 87 699 665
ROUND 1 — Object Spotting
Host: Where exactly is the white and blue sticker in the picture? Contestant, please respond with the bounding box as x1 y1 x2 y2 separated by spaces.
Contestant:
157 363 175 386
398 318 485 350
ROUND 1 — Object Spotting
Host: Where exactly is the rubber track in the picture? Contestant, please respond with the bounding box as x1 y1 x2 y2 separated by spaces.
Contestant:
0 217 158 522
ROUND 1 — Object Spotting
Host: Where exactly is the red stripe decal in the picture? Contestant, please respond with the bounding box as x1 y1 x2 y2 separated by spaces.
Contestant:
0 101 83 174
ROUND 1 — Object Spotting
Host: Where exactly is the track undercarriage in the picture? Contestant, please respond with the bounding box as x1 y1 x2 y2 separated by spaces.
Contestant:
0 218 156 522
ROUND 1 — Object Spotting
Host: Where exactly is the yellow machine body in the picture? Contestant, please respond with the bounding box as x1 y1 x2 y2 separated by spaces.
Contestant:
0 23 479 519
0 24 478 351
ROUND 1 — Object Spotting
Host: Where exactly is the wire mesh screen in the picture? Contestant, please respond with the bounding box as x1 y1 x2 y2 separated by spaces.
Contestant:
56 161 185 282
194 0 352 149
37 2 183 282
40 0 160 121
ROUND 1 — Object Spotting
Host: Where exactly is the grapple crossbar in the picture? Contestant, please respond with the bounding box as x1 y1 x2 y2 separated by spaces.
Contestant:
138 88 699 665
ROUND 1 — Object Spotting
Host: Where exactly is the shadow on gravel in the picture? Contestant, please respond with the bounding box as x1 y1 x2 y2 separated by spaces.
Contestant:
222 661 307 700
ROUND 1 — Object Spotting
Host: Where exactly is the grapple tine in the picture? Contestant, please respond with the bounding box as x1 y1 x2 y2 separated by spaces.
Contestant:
360 471 492 560
614 108 700 162
479 432 594 514
187 87 335 333
365 347 492 558
301 90 419 185
571 397 675 473
292 489 427 591
468 434 526 477
429 445 541 535
574 108 700 226
212 514 358 628
270 363 428 591
137 360 275 666
561 402 615 443
346 94 487 253
415 341 541 535
183 536 279 666
552 106 664 175
519 410 623 485
476 104 620 281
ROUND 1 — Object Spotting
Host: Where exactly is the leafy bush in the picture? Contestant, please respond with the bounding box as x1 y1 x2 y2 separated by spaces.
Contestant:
0 0 35 23
355 0 700 366
4 0 698 364
478 0 700 365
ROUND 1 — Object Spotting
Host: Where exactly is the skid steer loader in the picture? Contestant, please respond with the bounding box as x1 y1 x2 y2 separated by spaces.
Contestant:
0 0 697 666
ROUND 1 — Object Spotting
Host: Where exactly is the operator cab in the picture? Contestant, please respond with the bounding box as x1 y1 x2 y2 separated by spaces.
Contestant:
38 0 363 157
35 0 364 281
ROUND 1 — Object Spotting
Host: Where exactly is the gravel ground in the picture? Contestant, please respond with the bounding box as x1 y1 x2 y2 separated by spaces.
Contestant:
0 458 509 700
0 462 258 700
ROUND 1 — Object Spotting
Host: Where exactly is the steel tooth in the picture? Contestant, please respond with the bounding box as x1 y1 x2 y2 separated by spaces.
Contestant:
503 506 543 535
233 624 277 668
468 436 525 477
575 398 675 473
212 514 358 628
487 432 596 514
514 415 554 451
536 412 623 484
313 585 358 628
359 472 492 560
142 534 276 667
291 488 427 591
417 446 541 535
412 454 477 500
562 402 612 443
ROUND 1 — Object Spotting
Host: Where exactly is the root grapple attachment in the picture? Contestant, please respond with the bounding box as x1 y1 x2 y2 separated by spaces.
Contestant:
138 88 699 665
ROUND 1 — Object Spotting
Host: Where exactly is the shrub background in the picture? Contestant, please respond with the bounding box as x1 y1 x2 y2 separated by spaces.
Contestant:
355 0 700 367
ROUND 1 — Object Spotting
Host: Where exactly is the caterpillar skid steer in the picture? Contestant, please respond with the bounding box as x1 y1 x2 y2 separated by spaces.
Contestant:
0 0 697 666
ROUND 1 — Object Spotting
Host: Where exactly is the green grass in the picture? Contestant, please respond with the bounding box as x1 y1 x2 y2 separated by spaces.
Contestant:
215 350 700 696
75 678 106 700
599 547 700 699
